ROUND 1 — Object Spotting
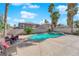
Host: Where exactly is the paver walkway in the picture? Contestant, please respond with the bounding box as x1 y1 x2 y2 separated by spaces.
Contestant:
16 35 79 56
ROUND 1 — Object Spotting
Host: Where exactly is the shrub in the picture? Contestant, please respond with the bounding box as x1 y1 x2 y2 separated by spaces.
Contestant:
24 27 33 34
76 30 79 35
48 28 51 32
73 30 79 35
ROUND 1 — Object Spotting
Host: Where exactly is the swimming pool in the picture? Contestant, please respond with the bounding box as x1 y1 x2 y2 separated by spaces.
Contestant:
28 33 64 41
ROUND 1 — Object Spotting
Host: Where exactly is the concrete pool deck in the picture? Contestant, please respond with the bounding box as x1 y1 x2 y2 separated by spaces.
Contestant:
16 35 79 56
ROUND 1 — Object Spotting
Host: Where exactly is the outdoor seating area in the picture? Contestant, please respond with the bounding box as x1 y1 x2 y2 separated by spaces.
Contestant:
0 35 23 56
0 43 17 56
0 3 79 56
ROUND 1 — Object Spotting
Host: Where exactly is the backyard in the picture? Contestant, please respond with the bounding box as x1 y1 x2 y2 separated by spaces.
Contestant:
0 3 79 56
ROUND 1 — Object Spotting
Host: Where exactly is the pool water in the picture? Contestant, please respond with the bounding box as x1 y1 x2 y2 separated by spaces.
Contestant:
28 33 64 41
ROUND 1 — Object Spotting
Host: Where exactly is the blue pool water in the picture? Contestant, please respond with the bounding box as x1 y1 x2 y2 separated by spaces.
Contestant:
28 33 64 41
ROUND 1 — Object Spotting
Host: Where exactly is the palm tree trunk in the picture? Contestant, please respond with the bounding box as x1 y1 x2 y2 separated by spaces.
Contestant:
51 24 53 31
71 17 73 33
3 3 9 37
71 25 73 33
51 20 54 31
50 13 54 31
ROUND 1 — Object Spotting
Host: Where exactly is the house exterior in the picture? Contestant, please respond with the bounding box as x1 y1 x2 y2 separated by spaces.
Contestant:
18 23 40 29
32 24 51 33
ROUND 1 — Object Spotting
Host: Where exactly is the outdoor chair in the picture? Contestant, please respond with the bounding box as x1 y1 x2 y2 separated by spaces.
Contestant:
0 43 17 56
0 43 6 56
4 44 17 56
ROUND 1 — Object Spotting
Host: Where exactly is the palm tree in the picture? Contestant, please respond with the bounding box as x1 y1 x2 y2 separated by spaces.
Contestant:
51 11 60 27
0 14 3 23
0 14 3 25
48 3 54 14
74 20 79 28
3 3 9 37
48 3 60 31
0 14 4 31
48 3 54 31
67 3 78 33
74 20 79 35
44 19 49 24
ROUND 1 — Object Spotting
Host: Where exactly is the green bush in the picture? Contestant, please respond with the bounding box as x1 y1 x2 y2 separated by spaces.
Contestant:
0 23 4 31
48 28 51 32
73 30 79 35
76 30 79 35
24 27 33 34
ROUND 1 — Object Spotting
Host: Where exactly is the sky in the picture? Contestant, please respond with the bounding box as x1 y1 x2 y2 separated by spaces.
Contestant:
0 3 79 26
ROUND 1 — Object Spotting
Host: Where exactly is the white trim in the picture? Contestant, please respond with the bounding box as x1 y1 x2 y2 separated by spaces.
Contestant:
0 0 79 3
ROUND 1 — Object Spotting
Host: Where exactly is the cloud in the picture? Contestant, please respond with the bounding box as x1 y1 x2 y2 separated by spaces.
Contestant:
39 19 45 24
11 3 40 9
22 3 40 9
58 17 67 25
21 11 37 19
56 5 67 14
28 4 40 8
7 17 12 23
39 19 50 24
7 18 26 26
22 6 27 9
7 17 11 20
14 18 25 23
7 17 14 26
74 10 79 20
74 4 79 19
11 3 23 6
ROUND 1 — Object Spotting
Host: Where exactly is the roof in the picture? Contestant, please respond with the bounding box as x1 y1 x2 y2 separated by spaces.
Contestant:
19 23 40 26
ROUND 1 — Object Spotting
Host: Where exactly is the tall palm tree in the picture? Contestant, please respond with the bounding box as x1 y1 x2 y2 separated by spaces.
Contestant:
0 14 4 31
48 3 54 31
0 14 3 25
51 11 60 27
48 3 60 31
3 3 9 37
67 3 78 33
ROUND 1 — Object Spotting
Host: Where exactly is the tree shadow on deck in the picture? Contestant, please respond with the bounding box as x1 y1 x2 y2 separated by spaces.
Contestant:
17 40 37 48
